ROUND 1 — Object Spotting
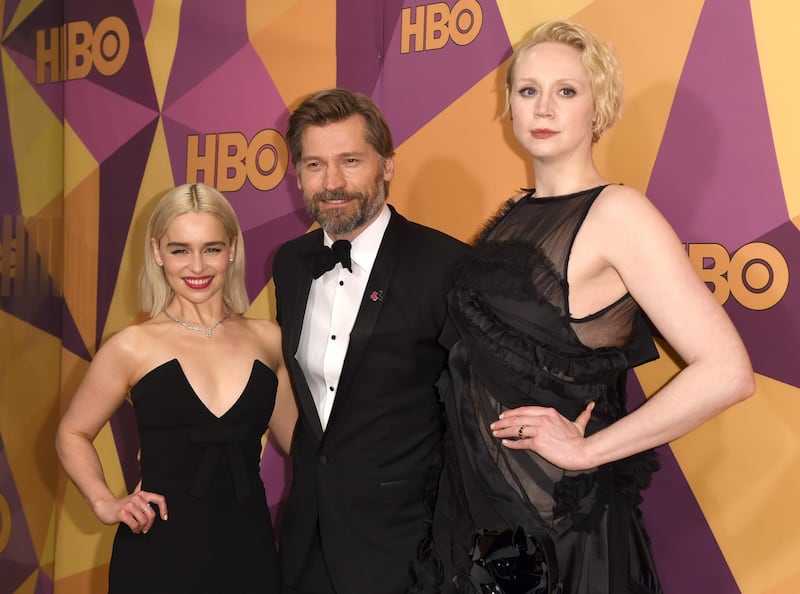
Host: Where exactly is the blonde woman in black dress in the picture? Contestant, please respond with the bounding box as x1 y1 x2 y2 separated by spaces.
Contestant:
423 20 755 594
56 183 296 593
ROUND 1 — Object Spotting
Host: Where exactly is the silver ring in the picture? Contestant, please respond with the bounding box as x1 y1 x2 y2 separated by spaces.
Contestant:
518 425 526 439
141 503 150 513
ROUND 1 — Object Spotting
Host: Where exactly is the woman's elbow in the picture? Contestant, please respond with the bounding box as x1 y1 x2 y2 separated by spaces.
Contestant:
733 368 756 404
723 356 756 407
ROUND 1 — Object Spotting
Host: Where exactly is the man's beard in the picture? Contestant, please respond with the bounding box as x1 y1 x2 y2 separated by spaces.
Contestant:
305 177 385 237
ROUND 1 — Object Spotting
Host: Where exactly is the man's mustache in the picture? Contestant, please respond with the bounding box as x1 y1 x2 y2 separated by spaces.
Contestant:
313 189 361 203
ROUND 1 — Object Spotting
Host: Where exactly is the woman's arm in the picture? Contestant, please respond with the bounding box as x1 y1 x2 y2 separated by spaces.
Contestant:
493 185 755 469
261 321 298 455
55 329 168 532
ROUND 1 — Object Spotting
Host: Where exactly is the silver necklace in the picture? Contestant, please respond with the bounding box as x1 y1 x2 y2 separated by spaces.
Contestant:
163 308 231 337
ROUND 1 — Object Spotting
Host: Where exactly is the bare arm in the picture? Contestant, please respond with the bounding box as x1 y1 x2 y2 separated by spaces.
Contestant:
55 328 168 532
493 186 755 469
261 321 298 455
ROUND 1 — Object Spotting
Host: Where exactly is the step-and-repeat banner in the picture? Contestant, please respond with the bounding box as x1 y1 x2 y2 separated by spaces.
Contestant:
1 0 798 592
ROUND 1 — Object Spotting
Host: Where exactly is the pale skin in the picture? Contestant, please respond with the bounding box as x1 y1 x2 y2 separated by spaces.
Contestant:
55 212 297 534
489 41 755 471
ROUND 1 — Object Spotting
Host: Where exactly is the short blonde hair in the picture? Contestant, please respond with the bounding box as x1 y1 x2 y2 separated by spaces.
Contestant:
506 20 623 143
139 183 249 316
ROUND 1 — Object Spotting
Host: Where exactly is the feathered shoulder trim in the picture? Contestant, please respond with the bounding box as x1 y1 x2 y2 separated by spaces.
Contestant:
470 189 534 245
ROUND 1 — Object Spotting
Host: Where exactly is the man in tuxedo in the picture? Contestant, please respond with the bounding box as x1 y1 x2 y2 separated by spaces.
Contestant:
272 88 467 594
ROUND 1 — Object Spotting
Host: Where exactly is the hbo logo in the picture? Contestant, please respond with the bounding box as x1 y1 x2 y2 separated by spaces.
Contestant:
688 242 788 310
401 0 483 53
36 16 129 83
186 130 289 192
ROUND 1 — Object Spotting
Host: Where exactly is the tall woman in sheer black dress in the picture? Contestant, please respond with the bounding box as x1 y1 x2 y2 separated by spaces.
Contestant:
423 20 755 594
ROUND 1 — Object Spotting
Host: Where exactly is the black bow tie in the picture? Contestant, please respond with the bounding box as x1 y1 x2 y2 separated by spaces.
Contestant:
307 239 352 279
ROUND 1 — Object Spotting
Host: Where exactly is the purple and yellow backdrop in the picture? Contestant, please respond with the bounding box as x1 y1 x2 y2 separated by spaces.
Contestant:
1 1 798 593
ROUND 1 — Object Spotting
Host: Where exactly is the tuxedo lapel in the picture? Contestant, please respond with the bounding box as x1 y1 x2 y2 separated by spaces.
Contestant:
284 232 325 441
325 208 407 430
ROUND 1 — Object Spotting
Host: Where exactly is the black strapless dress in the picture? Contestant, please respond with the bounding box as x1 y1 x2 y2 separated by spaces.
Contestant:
108 359 279 594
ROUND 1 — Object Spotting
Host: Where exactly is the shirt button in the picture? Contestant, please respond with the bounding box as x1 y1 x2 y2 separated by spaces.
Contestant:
339 280 344 286
329 386 334 392
331 335 336 340
319 455 328 466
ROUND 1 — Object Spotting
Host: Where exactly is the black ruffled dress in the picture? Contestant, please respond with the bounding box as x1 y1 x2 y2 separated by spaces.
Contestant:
424 185 663 594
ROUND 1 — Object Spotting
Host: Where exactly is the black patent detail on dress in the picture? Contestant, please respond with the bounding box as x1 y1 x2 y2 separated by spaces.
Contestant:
467 527 562 594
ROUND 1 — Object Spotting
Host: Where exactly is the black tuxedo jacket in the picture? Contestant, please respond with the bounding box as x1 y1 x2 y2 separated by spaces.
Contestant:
272 206 467 594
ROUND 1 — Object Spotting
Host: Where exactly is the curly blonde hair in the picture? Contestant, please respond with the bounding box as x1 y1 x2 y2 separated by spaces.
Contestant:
505 20 623 143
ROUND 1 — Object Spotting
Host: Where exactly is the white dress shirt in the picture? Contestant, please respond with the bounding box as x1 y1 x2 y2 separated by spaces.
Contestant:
296 205 391 430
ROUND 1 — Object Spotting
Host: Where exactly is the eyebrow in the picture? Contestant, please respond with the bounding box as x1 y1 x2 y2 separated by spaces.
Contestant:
165 240 227 248
301 151 365 163
515 77 585 85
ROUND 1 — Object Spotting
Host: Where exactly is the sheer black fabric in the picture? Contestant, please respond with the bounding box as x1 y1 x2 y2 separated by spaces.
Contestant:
417 186 663 594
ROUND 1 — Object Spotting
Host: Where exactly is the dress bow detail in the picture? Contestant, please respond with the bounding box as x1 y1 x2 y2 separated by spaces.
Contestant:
188 423 252 500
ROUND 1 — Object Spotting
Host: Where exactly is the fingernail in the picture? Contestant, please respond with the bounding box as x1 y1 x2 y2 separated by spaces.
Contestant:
163 514 168 521
143 529 148 534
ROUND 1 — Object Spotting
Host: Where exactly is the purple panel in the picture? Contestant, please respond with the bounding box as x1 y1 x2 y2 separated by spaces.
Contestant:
0 61 21 215
34 570 53 594
231 176 308 298
232 180 305 235
371 0 511 146
235 182 308 298
1 3 64 120
162 44 290 184
261 437 290 507
627 377 740 593
242 206 312 299
2 0 61 48
59 1 157 109
160 117 195 188
3 0 23 34
3 46 65 122
647 0 786 250
95 119 158 350
163 0 248 109
0 296 63 340
724 219 800 385
336 0 405 93
133 0 155 38
641 445 741 594
60 300 91 360
0 434 40 593
65 78 158 163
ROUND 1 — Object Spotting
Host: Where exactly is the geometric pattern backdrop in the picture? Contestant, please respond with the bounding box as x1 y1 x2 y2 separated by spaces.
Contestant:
1 0 799 592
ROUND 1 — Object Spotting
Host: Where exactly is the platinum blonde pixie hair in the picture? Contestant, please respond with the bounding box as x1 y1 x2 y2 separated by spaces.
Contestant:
505 19 624 143
139 183 249 317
